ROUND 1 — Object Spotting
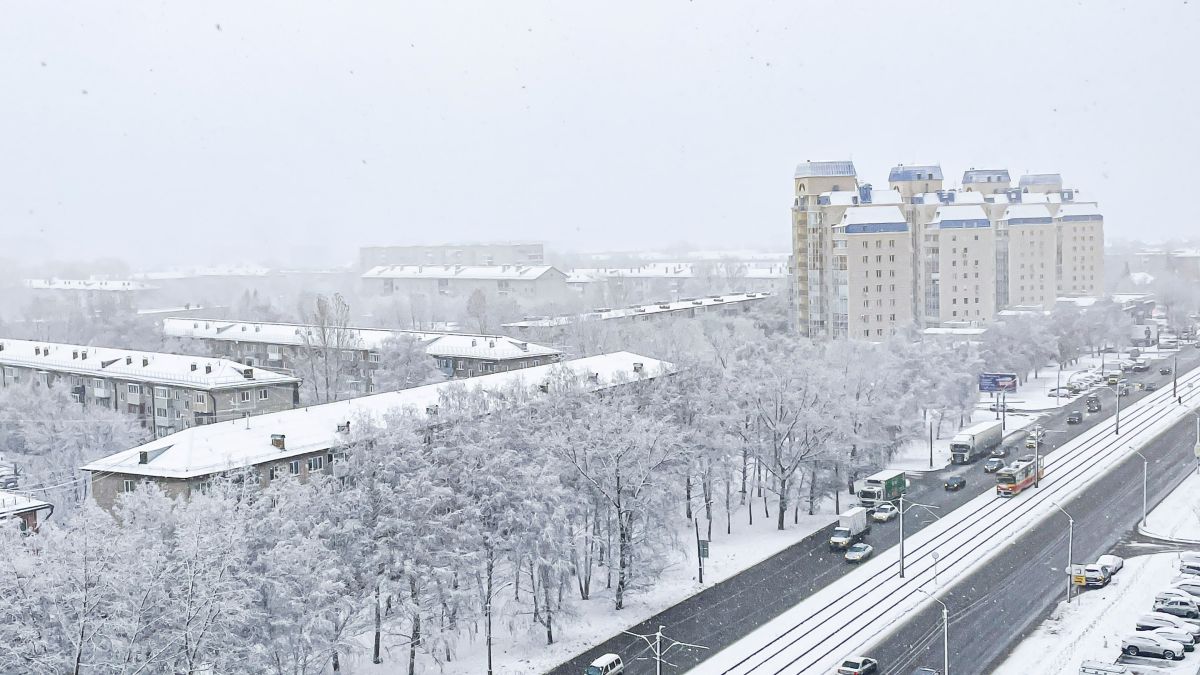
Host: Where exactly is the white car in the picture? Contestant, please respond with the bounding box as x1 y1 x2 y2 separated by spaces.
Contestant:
1097 554 1124 575
1153 626 1198 652
1123 633 1186 661
1174 580 1200 598
870 504 898 523
1140 612 1200 635
1157 589 1197 605
1181 551 1200 567
845 543 874 563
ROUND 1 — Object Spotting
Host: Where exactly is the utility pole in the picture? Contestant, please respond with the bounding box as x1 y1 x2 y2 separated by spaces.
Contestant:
1134 447 1148 528
899 497 940 579
916 587 950 675
694 519 704 584
1033 424 1042 488
1053 502 1074 604
1114 383 1122 436
1174 353 1179 401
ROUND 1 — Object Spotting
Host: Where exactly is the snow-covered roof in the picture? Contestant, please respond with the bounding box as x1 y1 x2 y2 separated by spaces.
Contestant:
502 292 772 328
161 319 560 362
864 187 904 205
962 169 1011 184
1056 296 1099 308
912 191 985 205
888 165 943 182
361 265 560 281
1056 202 1103 220
1019 173 1063 187
0 490 51 519
837 205 907 231
794 160 856 178
23 279 155 292
82 352 673 479
930 204 991 228
0 338 298 389
819 191 860 206
1000 203 1055 223
569 263 787 281
923 327 988 336
133 266 273 280
1129 272 1155 286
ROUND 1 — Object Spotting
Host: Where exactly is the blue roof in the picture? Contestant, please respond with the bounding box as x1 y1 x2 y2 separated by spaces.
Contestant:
794 160 856 179
1019 173 1063 186
962 169 1011 184
888 165 943 182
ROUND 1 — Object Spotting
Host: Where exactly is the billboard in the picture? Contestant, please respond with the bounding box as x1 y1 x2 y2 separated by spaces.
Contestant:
979 372 1018 393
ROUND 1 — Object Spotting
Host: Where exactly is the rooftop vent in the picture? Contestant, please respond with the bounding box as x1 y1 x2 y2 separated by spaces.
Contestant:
0 343 5 352
336 421 351 434
243 368 254 379
587 372 599 384
471 339 477 347
488 340 495 348
205 364 212 374
538 382 549 393
72 350 78 359
190 363 197 371
126 356 133 365
633 362 644 373
270 434 286 450
138 447 169 464
81 350 87 360
142 357 149 367
34 347 41 356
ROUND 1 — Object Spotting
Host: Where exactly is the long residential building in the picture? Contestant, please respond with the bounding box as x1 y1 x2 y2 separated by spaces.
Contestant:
81 351 671 511
162 318 562 390
0 338 300 438
361 264 570 301
792 161 1105 338
502 292 771 334
359 242 545 271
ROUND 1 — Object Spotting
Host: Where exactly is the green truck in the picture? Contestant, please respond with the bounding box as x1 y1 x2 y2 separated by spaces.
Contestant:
855 470 907 508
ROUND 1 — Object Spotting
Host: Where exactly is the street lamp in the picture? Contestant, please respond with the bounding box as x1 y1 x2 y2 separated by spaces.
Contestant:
1174 352 1179 402
1052 501 1075 604
916 586 950 675
1133 447 1148 528
898 495 940 579
1108 383 1123 436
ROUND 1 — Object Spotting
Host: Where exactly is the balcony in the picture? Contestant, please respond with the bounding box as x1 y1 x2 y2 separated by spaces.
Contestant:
94 387 111 398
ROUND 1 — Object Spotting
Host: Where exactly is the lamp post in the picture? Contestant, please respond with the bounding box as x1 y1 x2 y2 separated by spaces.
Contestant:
1111 383 1122 436
1052 501 1075 604
916 586 950 675
899 495 940 579
1133 447 1148 528
1173 352 1179 402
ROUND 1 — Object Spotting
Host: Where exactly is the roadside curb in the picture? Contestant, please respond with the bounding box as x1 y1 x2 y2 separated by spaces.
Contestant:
1136 524 1200 546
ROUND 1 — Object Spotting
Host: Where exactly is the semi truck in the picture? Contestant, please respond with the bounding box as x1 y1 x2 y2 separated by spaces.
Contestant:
828 507 871 550
950 420 1005 464
855 469 907 508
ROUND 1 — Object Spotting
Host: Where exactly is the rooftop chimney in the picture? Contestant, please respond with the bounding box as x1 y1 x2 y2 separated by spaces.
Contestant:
633 362 644 373
426 404 439 416
125 356 133 365
336 421 351 433
142 357 149 367
72 350 78 359
243 368 254 379
271 434 286 450
81 350 87 360
190 363 197 371
35 347 41 356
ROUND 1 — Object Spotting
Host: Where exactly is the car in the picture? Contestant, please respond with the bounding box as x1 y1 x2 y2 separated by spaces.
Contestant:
585 654 624 675
1139 612 1200 637
871 503 898 523
908 669 941 675
1156 597 1200 619
944 476 966 491
845 543 874 563
1049 387 1072 397
1161 367 1173 375
983 457 1005 473
1098 554 1124 576
1084 564 1111 587
992 445 1010 457
1182 561 1200 577
837 657 879 675
1171 579 1200 598
1067 410 1083 424
1152 626 1197 652
1123 633 1185 661
1145 382 1159 392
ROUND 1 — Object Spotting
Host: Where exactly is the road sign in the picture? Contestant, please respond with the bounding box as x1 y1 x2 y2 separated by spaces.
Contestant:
1069 564 1087 586
698 540 709 558
979 372 1019 393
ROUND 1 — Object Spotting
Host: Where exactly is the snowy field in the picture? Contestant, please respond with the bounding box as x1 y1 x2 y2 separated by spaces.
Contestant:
998 552 1200 675
1143 470 1200 543
347 498 836 674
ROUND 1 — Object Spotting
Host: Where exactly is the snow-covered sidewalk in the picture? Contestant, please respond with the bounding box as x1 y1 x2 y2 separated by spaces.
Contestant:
998 553 1200 675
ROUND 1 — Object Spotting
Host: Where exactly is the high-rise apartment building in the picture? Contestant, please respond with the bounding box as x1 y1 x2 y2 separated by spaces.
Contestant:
791 161 1105 339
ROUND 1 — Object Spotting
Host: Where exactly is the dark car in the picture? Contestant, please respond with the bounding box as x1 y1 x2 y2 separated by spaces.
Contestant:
944 476 966 491
909 670 941 675
1161 367 1173 375
990 445 1009 458
1067 410 1083 424
1146 382 1159 392
984 457 1005 473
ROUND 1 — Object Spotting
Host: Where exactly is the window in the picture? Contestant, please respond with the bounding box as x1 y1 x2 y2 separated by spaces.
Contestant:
155 407 167 418
269 465 279 480
174 390 182 400
155 387 168 399
128 384 141 395
240 390 251 403
289 460 301 475
307 456 324 472
93 378 104 389
122 479 136 493
258 388 269 400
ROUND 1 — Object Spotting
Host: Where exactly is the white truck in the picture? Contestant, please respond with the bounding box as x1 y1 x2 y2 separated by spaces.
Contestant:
828 507 871 550
950 420 1005 464
854 469 907 508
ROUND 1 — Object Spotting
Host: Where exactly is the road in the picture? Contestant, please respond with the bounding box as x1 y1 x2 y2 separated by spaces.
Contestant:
870 390 1200 674
548 349 1200 675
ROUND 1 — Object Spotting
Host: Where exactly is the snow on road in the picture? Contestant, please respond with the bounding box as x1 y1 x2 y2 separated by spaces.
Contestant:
699 367 1200 674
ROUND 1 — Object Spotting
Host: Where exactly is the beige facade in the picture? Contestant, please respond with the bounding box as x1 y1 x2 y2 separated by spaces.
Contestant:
833 204 915 339
792 161 861 337
998 204 1057 309
923 204 997 326
961 169 1012 195
1056 202 1105 296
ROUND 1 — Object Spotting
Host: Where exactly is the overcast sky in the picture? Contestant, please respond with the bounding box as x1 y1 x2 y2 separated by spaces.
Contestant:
3 1 1196 268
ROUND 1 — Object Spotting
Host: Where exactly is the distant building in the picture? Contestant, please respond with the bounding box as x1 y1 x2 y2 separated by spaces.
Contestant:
502 292 771 335
359 243 545 271
0 338 300 438
0 490 52 533
162 318 562 387
361 264 569 301
82 352 672 512
22 278 156 312
567 262 787 299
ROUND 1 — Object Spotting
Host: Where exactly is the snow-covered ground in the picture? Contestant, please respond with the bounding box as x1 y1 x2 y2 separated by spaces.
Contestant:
1143 469 1200 543
703 366 1200 674
346 497 836 674
998 552 1200 675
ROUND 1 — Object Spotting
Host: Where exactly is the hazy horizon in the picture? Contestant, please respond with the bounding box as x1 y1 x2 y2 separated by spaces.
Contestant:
4 1 1199 268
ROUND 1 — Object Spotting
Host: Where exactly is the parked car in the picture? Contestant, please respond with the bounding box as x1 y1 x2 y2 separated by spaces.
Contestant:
1161 367 1173 375
1157 589 1197 606
992 444 1010 457
1084 564 1111 587
1181 560 1200 577
1067 410 1083 424
1170 579 1200 597
1152 626 1197 652
1181 552 1200 566
1138 612 1200 637
837 656 879 675
944 476 966 491
845 543 874 563
1122 633 1185 661
1155 596 1200 619
585 654 624 675
871 503 899 523
983 457 1005 473
1098 554 1124 575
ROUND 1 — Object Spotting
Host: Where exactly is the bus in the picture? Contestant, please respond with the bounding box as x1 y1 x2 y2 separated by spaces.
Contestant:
996 455 1044 497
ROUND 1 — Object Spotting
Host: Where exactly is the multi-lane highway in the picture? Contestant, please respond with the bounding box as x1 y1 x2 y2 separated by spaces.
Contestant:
549 349 1200 674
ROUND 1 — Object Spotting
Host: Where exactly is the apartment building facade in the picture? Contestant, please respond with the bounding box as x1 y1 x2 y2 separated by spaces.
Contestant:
0 339 300 438
359 243 545 271
792 161 1106 337
361 264 569 302
0 490 53 532
82 352 671 512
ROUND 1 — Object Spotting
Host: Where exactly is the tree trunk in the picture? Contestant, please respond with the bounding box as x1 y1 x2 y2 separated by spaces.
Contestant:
615 510 633 610
685 474 693 520
776 474 787 531
373 582 383 664
485 546 495 675
408 577 420 675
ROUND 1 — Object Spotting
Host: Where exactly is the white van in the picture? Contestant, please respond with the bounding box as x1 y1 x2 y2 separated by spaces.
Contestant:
586 654 624 675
